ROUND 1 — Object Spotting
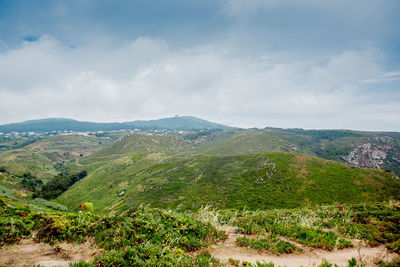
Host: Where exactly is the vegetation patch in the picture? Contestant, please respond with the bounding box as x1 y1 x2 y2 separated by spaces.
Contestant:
233 202 400 252
0 200 226 265
33 170 87 199
58 151 400 213
235 215 351 250
235 235 302 254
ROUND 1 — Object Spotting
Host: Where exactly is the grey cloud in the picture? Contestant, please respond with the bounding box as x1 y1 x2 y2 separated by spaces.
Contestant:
0 35 399 131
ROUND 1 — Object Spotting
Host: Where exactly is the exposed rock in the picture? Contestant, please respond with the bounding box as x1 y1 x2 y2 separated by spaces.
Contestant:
343 139 399 172
344 143 386 169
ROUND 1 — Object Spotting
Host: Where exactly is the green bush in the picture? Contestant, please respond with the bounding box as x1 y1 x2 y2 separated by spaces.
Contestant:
0 216 32 246
236 235 302 254
1 200 399 266
34 170 87 199
27 205 225 265
234 208 353 250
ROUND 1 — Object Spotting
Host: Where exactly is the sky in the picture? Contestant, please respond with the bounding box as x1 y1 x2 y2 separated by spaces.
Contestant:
0 0 399 131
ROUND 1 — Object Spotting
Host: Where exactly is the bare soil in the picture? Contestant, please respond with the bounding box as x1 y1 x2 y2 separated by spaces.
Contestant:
1 228 397 266
209 227 398 267
0 238 100 267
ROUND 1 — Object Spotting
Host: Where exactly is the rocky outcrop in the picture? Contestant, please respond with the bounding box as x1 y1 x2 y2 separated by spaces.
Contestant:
344 143 386 169
343 137 399 172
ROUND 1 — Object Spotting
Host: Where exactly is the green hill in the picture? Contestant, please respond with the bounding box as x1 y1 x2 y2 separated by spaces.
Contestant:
1 126 398 214
197 129 304 155
0 135 113 180
185 129 400 176
126 116 232 130
2 117 398 175
265 128 400 176
188 128 400 176
75 133 197 174
57 151 400 213
0 118 127 133
0 171 69 212
51 129 400 213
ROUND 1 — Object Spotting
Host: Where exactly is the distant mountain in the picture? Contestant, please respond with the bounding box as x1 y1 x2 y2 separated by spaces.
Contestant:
127 116 232 130
0 118 127 133
0 116 232 133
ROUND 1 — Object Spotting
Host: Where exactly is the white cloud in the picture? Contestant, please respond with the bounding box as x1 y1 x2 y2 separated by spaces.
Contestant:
0 35 398 131
362 70 400 84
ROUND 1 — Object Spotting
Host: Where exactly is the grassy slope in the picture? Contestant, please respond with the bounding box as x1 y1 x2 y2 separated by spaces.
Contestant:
197 130 306 155
0 135 113 180
266 129 400 175
0 171 69 212
194 129 400 175
58 151 400 213
0 172 28 202
76 134 196 174
75 128 400 174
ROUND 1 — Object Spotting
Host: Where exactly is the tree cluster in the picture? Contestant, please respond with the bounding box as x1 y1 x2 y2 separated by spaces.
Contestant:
33 170 87 199
19 172 43 191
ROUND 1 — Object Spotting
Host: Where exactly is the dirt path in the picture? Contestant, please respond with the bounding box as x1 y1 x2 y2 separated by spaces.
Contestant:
0 238 100 267
209 228 397 266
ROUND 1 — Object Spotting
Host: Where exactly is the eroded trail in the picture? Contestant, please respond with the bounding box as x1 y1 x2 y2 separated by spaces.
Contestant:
0 229 397 266
209 227 397 267
0 238 99 267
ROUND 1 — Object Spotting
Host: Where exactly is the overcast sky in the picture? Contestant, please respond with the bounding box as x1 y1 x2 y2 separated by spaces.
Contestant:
0 0 399 130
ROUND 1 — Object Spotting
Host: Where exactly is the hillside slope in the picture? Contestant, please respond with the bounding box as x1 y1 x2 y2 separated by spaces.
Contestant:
187 128 400 176
3 118 398 175
0 135 113 180
265 128 400 176
57 151 400 213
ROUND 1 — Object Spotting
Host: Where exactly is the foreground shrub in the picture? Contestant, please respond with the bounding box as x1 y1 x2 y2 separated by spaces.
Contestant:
235 213 352 250
93 206 225 251
35 212 98 243
0 216 32 246
236 235 302 254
